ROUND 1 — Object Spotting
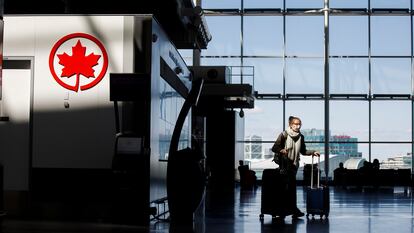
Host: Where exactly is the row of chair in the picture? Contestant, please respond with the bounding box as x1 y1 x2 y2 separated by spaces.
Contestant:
334 169 412 187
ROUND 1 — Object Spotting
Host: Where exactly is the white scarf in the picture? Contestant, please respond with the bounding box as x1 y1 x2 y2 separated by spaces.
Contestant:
285 128 302 167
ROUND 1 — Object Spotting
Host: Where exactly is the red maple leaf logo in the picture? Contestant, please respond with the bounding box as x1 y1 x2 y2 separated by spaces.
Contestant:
57 40 101 92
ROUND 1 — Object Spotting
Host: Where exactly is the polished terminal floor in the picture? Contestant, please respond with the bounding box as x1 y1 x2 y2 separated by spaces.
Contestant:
1 186 413 233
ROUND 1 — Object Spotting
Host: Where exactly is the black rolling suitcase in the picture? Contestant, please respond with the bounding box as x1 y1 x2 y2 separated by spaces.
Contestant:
306 155 330 219
260 168 293 220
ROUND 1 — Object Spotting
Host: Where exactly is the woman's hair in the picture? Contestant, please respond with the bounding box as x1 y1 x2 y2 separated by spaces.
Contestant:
288 116 301 125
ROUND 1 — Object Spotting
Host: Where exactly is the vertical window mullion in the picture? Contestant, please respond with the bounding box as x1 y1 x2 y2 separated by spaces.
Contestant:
368 0 372 162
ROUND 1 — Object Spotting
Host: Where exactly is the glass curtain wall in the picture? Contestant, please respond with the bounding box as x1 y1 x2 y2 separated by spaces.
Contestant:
200 0 413 180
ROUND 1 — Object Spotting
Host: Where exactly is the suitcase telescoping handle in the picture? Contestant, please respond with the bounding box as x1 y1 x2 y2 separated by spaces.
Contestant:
311 154 320 188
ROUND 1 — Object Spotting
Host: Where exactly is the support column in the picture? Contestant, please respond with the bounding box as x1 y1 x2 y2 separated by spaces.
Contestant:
323 0 330 181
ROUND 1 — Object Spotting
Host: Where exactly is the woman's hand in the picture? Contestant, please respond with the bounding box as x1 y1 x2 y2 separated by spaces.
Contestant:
280 149 288 155
313 151 321 157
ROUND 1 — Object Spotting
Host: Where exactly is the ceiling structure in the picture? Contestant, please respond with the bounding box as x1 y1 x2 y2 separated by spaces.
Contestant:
3 0 211 49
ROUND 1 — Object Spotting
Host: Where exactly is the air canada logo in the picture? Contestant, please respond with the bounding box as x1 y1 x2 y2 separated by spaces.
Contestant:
49 33 108 92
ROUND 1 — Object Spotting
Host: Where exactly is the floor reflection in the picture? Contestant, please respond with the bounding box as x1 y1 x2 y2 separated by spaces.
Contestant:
0 186 413 233
260 218 305 233
305 218 329 233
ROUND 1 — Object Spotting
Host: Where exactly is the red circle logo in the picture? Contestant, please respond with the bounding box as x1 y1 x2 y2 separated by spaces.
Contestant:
49 33 109 92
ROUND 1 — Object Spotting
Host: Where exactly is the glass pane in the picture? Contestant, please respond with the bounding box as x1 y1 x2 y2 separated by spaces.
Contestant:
244 101 282 178
304 143 367 179
357 143 369 162
202 16 241 56
323 144 370 173
330 101 369 142
243 141 266 160
297 141 330 181
371 101 411 142
371 16 411 56
244 0 283 9
329 141 361 157
330 58 369 94
202 0 241 9
371 58 411 94
372 144 412 170
214 66 255 85
249 142 330 180
330 16 368 56
178 49 193 66
243 16 283 56
244 100 283 141
286 0 323 8
285 58 324 94
248 142 352 181
248 142 276 179
285 101 325 135
201 57 241 66
286 16 324 57
237 66 255 85
371 0 410 9
330 0 368 8
159 78 190 160
330 143 368 172
243 58 283 94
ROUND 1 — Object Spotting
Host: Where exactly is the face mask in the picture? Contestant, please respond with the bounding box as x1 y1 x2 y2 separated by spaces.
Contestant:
291 124 301 132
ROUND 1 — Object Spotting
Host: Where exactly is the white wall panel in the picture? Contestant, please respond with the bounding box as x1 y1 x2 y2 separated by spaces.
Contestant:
3 16 134 169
